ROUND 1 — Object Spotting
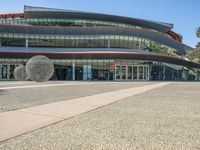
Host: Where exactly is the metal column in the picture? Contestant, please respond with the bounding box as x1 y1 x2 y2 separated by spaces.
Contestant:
72 62 75 81
7 64 10 80
0 64 2 80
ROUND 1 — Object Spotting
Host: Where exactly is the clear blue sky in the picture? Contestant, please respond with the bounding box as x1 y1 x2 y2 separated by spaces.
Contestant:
0 0 199 47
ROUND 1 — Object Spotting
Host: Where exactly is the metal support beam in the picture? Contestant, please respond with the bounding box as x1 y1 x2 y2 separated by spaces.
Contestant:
0 64 2 80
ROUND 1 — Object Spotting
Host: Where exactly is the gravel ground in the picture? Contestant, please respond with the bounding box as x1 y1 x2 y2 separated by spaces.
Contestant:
0 82 200 150
0 81 152 112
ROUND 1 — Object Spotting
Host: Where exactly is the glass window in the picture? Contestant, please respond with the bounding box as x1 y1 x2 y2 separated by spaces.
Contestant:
139 66 143 79
133 66 138 79
114 36 120 48
121 66 126 79
100 35 106 48
119 36 124 48
116 66 120 79
110 35 115 48
144 66 147 79
128 66 132 79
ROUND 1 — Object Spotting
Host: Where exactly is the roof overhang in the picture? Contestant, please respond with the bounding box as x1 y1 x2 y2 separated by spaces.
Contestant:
0 48 199 69
24 5 173 33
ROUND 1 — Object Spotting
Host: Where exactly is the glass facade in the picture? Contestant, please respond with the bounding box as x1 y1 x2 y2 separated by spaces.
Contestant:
0 18 171 37
0 52 198 81
0 33 179 57
0 58 152 81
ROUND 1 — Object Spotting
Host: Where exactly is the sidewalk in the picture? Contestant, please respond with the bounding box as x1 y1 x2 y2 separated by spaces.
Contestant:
0 82 170 142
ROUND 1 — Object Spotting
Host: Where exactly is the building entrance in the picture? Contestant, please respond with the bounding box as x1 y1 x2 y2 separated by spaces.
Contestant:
115 65 149 80
54 65 72 80
75 67 83 80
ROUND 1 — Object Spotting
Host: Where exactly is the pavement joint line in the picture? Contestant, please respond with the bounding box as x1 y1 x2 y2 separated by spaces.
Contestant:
16 110 66 120
0 82 32 85
0 82 171 142
0 118 64 143
0 83 91 90
0 81 142 90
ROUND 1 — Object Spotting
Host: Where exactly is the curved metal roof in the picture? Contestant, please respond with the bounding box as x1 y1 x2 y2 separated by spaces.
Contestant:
0 24 191 54
24 5 173 33
0 48 200 69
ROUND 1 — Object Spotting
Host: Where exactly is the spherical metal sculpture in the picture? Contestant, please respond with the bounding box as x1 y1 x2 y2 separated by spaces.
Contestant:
14 65 28 81
26 55 54 82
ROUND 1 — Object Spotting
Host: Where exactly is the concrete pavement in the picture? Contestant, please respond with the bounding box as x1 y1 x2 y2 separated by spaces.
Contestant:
0 81 154 113
0 82 169 142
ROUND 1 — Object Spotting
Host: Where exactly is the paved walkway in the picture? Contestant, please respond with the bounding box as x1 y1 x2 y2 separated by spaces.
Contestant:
0 82 169 142
0 82 153 113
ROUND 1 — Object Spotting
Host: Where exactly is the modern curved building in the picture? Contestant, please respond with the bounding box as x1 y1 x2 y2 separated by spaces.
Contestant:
0 5 200 81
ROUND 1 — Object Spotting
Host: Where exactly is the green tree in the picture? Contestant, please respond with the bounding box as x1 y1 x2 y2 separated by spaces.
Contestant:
196 42 200 50
197 27 200 38
195 28 200 51
187 27 200 63
147 41 176 56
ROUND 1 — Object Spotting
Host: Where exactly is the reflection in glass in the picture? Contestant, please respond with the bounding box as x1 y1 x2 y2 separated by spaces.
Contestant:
121 66 126 79
128 66 132 79
139 66 143 79
133 66 137 79
116 66 121 79
144 66 147 79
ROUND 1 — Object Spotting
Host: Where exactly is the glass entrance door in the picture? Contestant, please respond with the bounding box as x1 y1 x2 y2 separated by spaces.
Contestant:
116 66 121 80
139 66 144 79
128 66 133 79
121 66 126 79
83 65 92 81
75 67 83 80
115 65 149 81
54 65 72 80
133 66 138 80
